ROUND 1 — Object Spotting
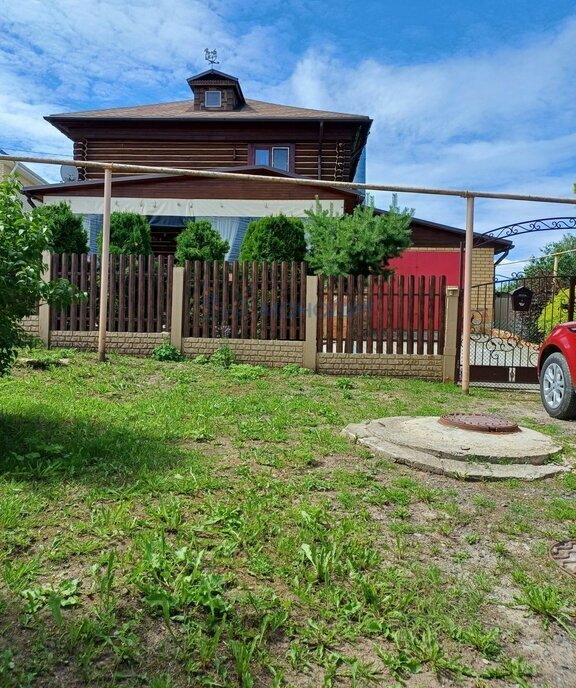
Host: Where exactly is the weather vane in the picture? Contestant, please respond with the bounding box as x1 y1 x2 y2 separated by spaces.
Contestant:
204 49 219 66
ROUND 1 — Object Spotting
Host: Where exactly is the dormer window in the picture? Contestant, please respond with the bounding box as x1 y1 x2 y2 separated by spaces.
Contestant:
205 90 222 108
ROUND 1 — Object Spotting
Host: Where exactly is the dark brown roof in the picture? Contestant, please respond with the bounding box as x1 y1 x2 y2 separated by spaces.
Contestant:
46 98 371 122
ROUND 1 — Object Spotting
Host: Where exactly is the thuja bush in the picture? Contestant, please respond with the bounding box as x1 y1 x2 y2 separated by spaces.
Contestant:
175 220 229 265
33 202 89 254
98 212 152 256
239 215 307 263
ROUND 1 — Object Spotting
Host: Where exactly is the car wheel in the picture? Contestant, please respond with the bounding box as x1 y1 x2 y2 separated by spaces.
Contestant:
540 352 576 420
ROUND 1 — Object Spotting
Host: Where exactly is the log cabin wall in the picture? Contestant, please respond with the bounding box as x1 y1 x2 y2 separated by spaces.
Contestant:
69 120 360 182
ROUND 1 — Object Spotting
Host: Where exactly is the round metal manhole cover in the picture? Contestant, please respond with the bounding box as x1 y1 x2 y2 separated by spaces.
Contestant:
550 541 576 579
439 413 520 433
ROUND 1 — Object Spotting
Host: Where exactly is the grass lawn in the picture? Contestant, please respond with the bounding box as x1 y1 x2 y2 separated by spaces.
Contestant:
0 351 575 687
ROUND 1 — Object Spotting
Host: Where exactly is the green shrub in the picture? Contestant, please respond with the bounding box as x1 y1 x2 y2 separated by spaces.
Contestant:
98 212 152 255
175 220 229 265
151 341 183 362
239 215 307 263
537 289 570 338
193 354 210 365
0 176 77 374
210 343 235 369
33 202 89 254
282 363 311 376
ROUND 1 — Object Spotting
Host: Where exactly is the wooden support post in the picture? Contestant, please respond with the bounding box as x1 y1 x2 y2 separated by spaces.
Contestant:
98 167 112 362
442 287 460 383
302 275 318 372
170 266 185 352
38 250 51 346
461 196 475 394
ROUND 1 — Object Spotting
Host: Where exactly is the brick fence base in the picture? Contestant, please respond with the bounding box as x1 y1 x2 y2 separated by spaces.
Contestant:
317 352 443 380
50 331 168 356
182 337 304 367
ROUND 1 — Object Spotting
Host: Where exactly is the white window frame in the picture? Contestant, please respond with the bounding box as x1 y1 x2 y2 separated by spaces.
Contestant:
205 90 222 108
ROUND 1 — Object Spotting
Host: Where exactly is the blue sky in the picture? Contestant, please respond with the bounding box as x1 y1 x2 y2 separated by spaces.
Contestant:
1 0 575 272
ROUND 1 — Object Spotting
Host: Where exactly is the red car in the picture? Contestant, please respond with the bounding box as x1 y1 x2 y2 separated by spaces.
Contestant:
538 323 576 419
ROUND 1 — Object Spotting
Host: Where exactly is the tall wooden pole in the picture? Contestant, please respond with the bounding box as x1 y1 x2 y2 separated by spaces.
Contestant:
98 167 112 362
461 196 475 395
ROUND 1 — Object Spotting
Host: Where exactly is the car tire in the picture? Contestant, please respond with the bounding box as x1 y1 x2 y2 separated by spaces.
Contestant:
540 352 576 420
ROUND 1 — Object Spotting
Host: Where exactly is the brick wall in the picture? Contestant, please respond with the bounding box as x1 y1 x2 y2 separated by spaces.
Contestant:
182 337 304 367
50 331 167 356
317 353 443 380
21 315 39 335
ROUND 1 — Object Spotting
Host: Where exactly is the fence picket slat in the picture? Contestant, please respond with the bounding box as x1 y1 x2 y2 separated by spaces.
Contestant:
270 262 278 339
147 255 155 333
290 262 298 340
241 262 249 338
345 275 355 353
183 261 191 337
127 255 135 332
315 276 324 352
376 275 384 354
326 276 334 353
137 255 146 332
251 261 259 339
60 254 67 330
437 276 447 354
386 276 394 354
212 261 220 338
70 253 78 331
117 254 126 332
366 275 373 354
89 256 97 331
166 255 174 332
222 261 230 337
280 262 288 340
108 254 117 331
156 255 164 333
397 276 405 355
356 274 364 353
407 276 414 355
202 261 210 338
231 261 239 338
260 262 268 340
299 261 307 341
427 276 436 354
79 254 87 331
336 275 344 353
416 275 425 354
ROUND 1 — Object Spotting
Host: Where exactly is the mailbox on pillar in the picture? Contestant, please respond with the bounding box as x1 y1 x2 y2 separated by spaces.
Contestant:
511 286 533 312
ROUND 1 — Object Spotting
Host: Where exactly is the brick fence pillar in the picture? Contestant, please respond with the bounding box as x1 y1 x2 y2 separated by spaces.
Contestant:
442 286 460 383
39 250 51 346
302 275 318 372
170 266 185 352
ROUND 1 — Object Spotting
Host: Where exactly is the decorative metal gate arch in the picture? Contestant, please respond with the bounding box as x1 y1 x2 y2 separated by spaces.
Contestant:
479 217 576 244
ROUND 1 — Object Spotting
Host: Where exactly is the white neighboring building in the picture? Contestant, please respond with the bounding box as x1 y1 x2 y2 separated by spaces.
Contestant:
0 149 46 210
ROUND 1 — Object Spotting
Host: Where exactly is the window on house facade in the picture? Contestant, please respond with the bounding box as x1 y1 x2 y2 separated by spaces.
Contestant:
251 145 291 171
205 90 222 108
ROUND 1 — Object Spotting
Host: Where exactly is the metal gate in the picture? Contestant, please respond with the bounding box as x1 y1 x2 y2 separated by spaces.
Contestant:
463 275 576 385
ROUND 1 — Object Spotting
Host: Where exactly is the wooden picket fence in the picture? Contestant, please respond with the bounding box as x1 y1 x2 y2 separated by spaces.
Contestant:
50 253 173 332
182 260 307 340
316 274 447 354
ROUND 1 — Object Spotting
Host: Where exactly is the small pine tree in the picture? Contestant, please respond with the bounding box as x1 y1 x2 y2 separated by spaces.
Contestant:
305 197 413 276
175 220 229 265
98 212 152 255
239 215 307 263
33 202 89 254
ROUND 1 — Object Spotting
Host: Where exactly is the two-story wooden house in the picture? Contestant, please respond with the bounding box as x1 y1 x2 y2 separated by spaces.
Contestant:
25 69 371 256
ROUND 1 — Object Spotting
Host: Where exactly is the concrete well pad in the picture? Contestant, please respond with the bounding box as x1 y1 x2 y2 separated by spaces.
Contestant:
343 416 569 481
